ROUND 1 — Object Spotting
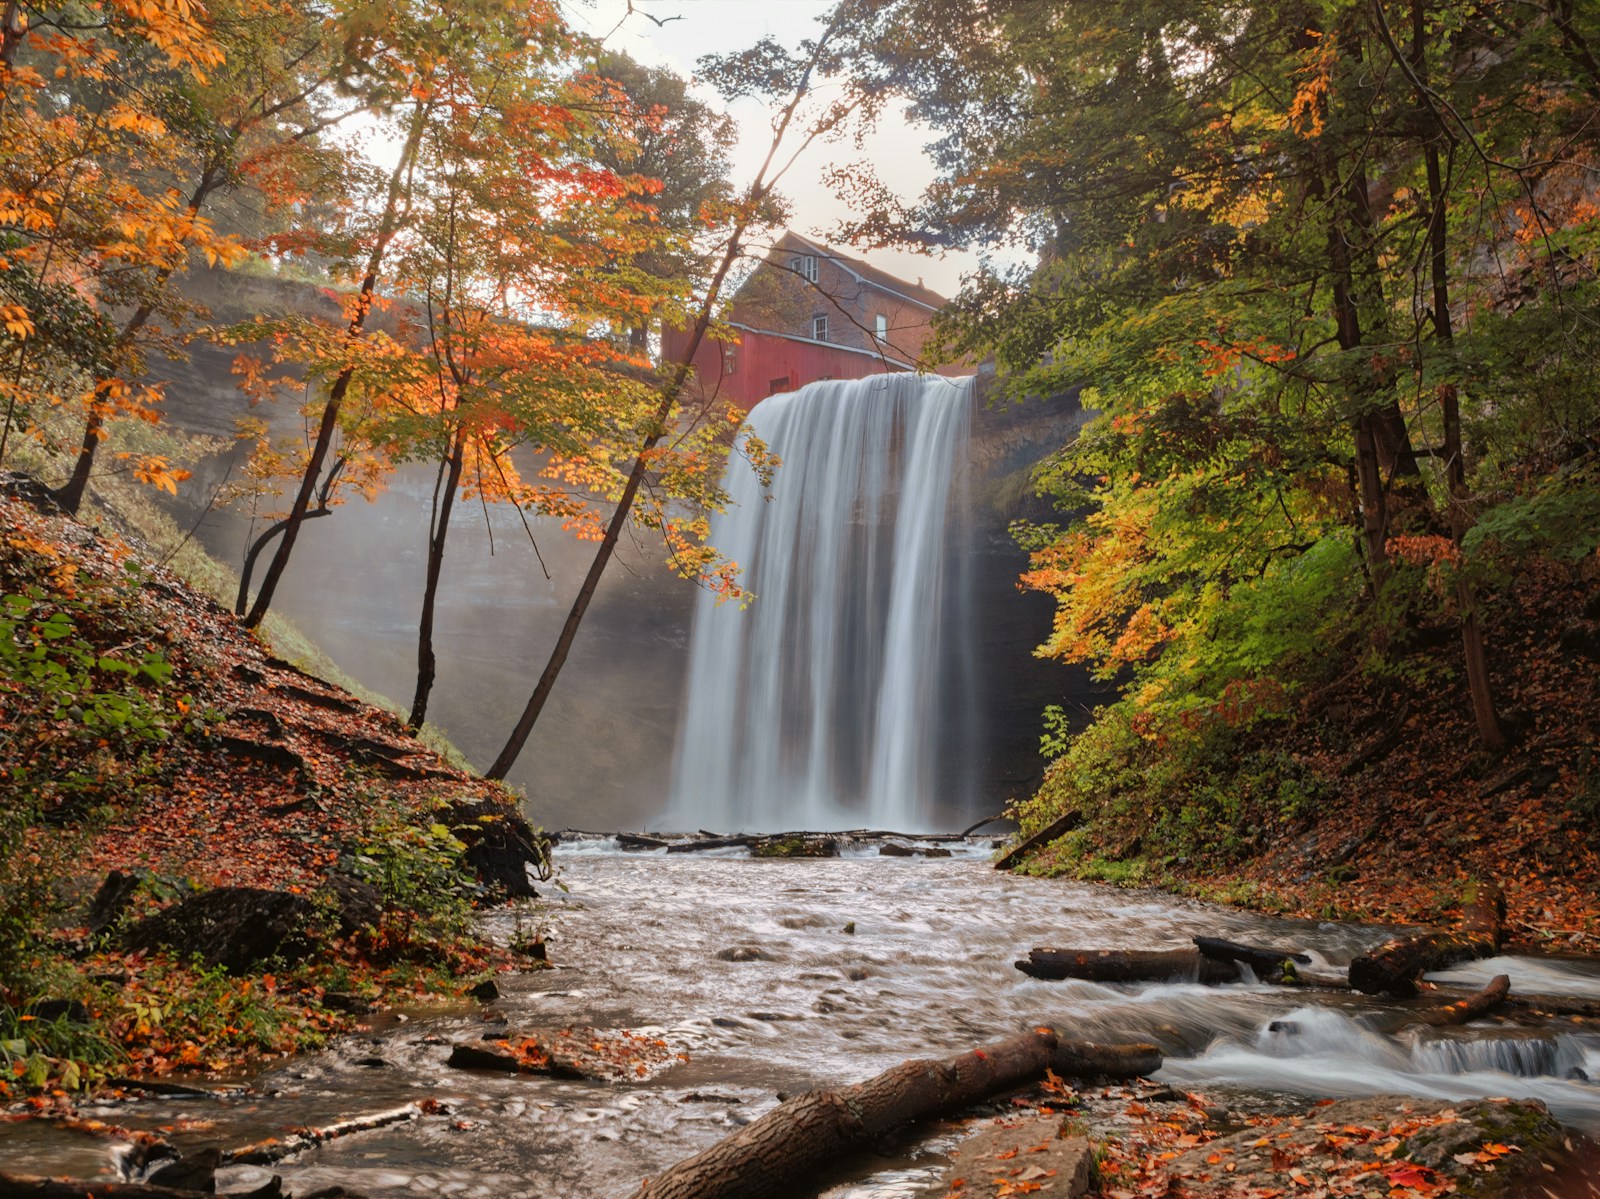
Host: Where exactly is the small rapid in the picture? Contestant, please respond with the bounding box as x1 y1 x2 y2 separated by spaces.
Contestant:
15 846 1600 1197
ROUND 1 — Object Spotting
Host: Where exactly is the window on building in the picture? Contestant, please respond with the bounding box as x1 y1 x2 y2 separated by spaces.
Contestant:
875 313 888 341
769 376 791 395
790 253 819 283
723 347 736 375
813 314 828 341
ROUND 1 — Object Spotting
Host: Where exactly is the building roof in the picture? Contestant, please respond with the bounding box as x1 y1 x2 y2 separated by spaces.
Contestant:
778 231 949 312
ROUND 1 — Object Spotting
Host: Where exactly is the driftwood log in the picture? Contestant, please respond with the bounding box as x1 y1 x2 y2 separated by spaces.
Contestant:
993 811 1083 871
1348 882 1506 996
665 836 754 854
1194 936 1312 980
1017 948 1240 985
617 833 670 850
631 1028 1159 1199
1368 974 1512 1035
0 1179 227 1199
1408 973 1511 1028
221 1102 433 1166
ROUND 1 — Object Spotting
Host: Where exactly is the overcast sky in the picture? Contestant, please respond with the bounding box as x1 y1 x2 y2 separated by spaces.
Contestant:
560 0 985 300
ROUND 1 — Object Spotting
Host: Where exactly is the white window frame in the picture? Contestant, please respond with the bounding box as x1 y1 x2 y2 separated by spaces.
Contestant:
791 253 819 283
812 313 829 341
875 313 888 341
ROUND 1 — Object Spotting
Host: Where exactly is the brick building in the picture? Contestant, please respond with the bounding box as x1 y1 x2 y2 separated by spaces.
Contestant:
663 231 969 408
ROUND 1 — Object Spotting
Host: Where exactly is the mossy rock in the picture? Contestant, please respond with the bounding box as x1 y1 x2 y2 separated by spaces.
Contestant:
1403 1097 1598 1197
751 836 839 858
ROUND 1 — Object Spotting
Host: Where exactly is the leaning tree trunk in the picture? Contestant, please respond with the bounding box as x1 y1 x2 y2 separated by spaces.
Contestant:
241 102 427 630
55 165 225 515
483 22 845 780
409 428 465 728
632 1028 1159 1199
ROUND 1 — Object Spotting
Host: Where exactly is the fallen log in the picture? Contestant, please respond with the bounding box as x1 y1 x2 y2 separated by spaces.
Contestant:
1194 936 1312 980
221 1102 434 1166
959 813 1008 837
0 1177 217 1199
617 833 670 850
1348 882 1506 997
1017 948 1240 985
1366 974 1512 1036
665 836 754 853
1407 973 1511 1028
630 1028 1158 1199
993 810 1083 872
878 842 952 858
1051 1040 1163 1077
1277 966 1353 989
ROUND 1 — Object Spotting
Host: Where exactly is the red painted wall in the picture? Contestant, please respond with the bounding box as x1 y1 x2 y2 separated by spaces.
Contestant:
663 326 910 409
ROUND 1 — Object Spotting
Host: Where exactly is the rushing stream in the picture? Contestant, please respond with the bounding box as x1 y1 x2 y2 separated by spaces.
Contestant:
11 842 1600 1194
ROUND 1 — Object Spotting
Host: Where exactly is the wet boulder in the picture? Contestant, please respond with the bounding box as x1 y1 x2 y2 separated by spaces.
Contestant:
321 872 383 937
459 814 548 898
126 887 315 972
85 868 145 936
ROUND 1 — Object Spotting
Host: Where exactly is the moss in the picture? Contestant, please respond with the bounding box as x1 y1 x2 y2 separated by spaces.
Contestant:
751 836 837 858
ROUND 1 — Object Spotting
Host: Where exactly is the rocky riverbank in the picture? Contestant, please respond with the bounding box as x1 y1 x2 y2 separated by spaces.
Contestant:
1 486 547 1097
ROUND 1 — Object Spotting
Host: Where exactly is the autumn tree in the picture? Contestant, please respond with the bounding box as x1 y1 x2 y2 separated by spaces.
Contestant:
0 0 231 493
482 7 874 779
364 29 684 729
0 0 371 513
839 0 1600 803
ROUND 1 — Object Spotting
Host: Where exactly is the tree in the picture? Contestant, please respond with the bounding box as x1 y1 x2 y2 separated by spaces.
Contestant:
838 0 1600 760
482 7 869 779
0 0 232 487
587 50 737 349
48 0 360 515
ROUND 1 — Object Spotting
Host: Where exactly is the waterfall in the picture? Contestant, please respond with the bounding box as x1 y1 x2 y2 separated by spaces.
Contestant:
663 373 975 833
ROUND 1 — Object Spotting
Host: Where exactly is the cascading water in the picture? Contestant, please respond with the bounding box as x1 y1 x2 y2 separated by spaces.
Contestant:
664 373 975 832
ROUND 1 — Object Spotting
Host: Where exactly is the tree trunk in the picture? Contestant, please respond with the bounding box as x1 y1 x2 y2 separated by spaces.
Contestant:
1405 973 1510 1028
483 14 855 779
241 102 428 630
409 428 465 728
631 1028 1159 1199
55 165 225 515
222 1101 430 1165
1017 947 1240 985
233 506 334 616
1416 51 1504 748
1193 936 1312 976
994 809 1083 871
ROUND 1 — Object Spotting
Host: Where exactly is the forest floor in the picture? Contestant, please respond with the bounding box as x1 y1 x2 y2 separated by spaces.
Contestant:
1018 558 1600 954
0 485 545 1098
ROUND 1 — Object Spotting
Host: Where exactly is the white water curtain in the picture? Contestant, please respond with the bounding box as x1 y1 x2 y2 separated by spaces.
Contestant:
663 373 974 832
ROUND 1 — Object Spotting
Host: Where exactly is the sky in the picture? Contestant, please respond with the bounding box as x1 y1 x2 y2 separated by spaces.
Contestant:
559 0 985 300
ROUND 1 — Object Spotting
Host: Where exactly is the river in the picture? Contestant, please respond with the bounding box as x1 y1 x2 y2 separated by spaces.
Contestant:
10 840 1600 1194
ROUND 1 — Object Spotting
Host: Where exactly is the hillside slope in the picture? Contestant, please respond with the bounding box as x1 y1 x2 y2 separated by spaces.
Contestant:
1 483 545 1093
